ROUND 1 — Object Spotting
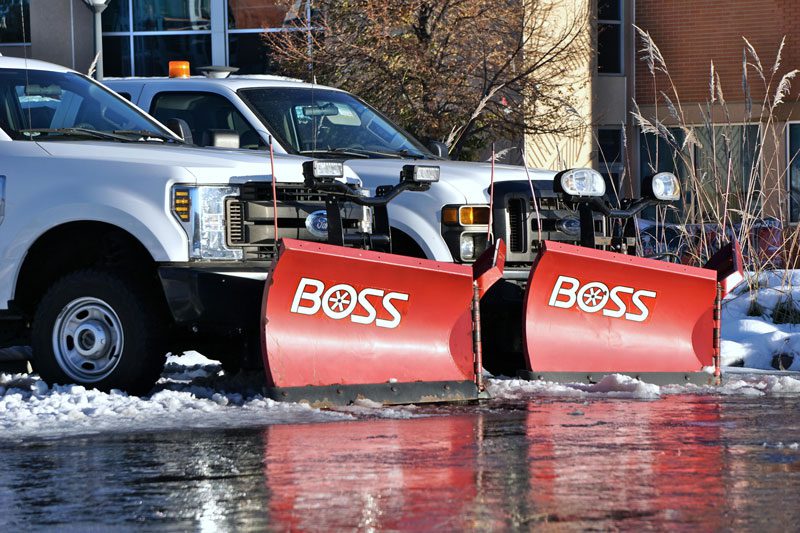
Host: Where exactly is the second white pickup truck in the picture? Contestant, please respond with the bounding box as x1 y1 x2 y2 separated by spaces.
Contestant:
105 67 606 281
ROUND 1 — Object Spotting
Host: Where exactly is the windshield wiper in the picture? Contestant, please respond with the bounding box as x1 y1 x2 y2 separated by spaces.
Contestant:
20 127 131 141
299 148 371 159
113 130 181 143
299 147 409 159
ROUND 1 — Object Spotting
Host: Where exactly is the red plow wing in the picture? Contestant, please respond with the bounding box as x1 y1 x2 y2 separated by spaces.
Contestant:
261 238 503 405
520 240 742 385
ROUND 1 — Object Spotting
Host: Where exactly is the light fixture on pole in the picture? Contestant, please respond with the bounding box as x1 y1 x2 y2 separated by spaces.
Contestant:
83 0 111 80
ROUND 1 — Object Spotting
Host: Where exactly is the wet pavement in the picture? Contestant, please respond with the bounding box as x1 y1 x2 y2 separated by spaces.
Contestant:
2 393 800 531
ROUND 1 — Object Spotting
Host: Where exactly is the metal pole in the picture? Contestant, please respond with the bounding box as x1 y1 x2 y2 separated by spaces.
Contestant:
94 10 104 80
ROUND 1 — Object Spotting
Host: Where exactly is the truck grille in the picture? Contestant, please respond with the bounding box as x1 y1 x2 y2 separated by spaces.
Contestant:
226 184 361 261
490 181 608 268
507 198 527 253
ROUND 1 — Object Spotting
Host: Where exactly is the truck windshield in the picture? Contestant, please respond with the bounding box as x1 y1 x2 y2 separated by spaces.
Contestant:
238 87 432 159
0 68 173 141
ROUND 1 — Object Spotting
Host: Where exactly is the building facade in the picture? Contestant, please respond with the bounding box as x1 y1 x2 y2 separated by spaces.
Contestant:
0 1 306 76
3 0 800 222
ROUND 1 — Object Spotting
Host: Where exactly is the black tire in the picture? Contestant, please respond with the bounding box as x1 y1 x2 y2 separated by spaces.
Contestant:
31 269 167 395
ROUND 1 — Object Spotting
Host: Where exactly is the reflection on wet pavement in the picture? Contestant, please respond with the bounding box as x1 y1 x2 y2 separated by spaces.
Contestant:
2 395 800 530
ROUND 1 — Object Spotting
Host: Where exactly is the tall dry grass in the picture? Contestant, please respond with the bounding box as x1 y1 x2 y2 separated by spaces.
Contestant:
628 28 800 308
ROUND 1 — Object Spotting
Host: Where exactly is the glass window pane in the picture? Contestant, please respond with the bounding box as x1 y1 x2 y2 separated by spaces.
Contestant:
150 91 263 148
133 0 210 31
227 0 301 29
103 0 130 32
133 34 211 76
102 36 132 77
789 124 800 222
0 0 31 43
598 0 621 21
228 33 279 75
597 23 621 74
598 128 622 166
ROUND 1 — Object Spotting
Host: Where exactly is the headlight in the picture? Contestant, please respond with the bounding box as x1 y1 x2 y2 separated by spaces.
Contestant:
459 233 488 261
647 172 681 201
555 168 606 197
171 185 242 260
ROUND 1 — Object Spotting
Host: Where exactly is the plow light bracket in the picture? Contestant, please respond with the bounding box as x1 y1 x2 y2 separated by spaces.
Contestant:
643 171 681 202
554 168 606 198
303 160 345 187
401 164 440 191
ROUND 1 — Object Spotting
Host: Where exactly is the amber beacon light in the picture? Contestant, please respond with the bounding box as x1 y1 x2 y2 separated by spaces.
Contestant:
169 61 191 78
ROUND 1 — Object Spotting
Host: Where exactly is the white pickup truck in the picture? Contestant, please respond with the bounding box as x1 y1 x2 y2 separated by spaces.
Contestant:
105 68 605 279
0 56 426 393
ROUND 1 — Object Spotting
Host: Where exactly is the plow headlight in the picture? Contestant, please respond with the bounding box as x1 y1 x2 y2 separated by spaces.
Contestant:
303 160 344 186
555 168 606 198
402 164 440 184
646 172 681 201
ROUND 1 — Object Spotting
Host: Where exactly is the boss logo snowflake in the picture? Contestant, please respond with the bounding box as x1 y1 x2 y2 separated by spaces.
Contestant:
290 277 409 329
547 275 656 322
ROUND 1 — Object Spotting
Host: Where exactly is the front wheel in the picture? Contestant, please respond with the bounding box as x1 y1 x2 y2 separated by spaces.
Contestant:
32 269 167 395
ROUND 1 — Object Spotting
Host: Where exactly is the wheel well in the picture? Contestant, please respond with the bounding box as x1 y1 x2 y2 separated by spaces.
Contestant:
390 228 427 259
14 222 161 317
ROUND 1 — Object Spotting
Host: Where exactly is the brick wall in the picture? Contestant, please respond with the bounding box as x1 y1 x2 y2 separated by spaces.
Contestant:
635 0 800 106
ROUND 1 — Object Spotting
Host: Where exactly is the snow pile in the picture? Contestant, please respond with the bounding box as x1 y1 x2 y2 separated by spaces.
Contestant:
722 271 800 370
0 353 433 440
0 354 353 441
488 372 800 401
488 374 661 400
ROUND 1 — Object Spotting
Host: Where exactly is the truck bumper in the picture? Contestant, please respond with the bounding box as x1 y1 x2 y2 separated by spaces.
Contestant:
157 264 268 331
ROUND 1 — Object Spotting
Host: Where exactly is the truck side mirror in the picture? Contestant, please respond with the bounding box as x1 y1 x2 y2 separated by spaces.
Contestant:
426 140 450 159
165 118 194 145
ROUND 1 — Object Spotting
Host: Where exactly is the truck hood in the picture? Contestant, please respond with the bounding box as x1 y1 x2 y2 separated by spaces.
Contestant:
36 141 362 185
344 158 556 203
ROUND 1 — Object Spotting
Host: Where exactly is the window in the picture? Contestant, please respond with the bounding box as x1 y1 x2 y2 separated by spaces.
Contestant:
787 124 800 222
597 127 624 202
150 91 263 148
640 124 761 220
597 0 622 74
0 68 167 139
101 0 312 77
0 0 31 45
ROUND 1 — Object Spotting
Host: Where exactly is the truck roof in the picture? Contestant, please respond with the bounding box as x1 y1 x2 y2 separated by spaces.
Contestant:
0 56 73 73
104 74 348 94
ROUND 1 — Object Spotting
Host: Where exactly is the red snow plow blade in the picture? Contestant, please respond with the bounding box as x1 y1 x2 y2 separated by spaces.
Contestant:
261 238 504 406
520 240 743 385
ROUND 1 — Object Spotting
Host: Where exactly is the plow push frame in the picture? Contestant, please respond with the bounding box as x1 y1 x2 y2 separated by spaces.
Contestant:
260 167 746 406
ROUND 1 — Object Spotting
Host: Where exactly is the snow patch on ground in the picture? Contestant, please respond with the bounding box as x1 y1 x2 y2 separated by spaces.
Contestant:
488 372 800 401
0 354 351 442
721 271 800 370
488 374 662 400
